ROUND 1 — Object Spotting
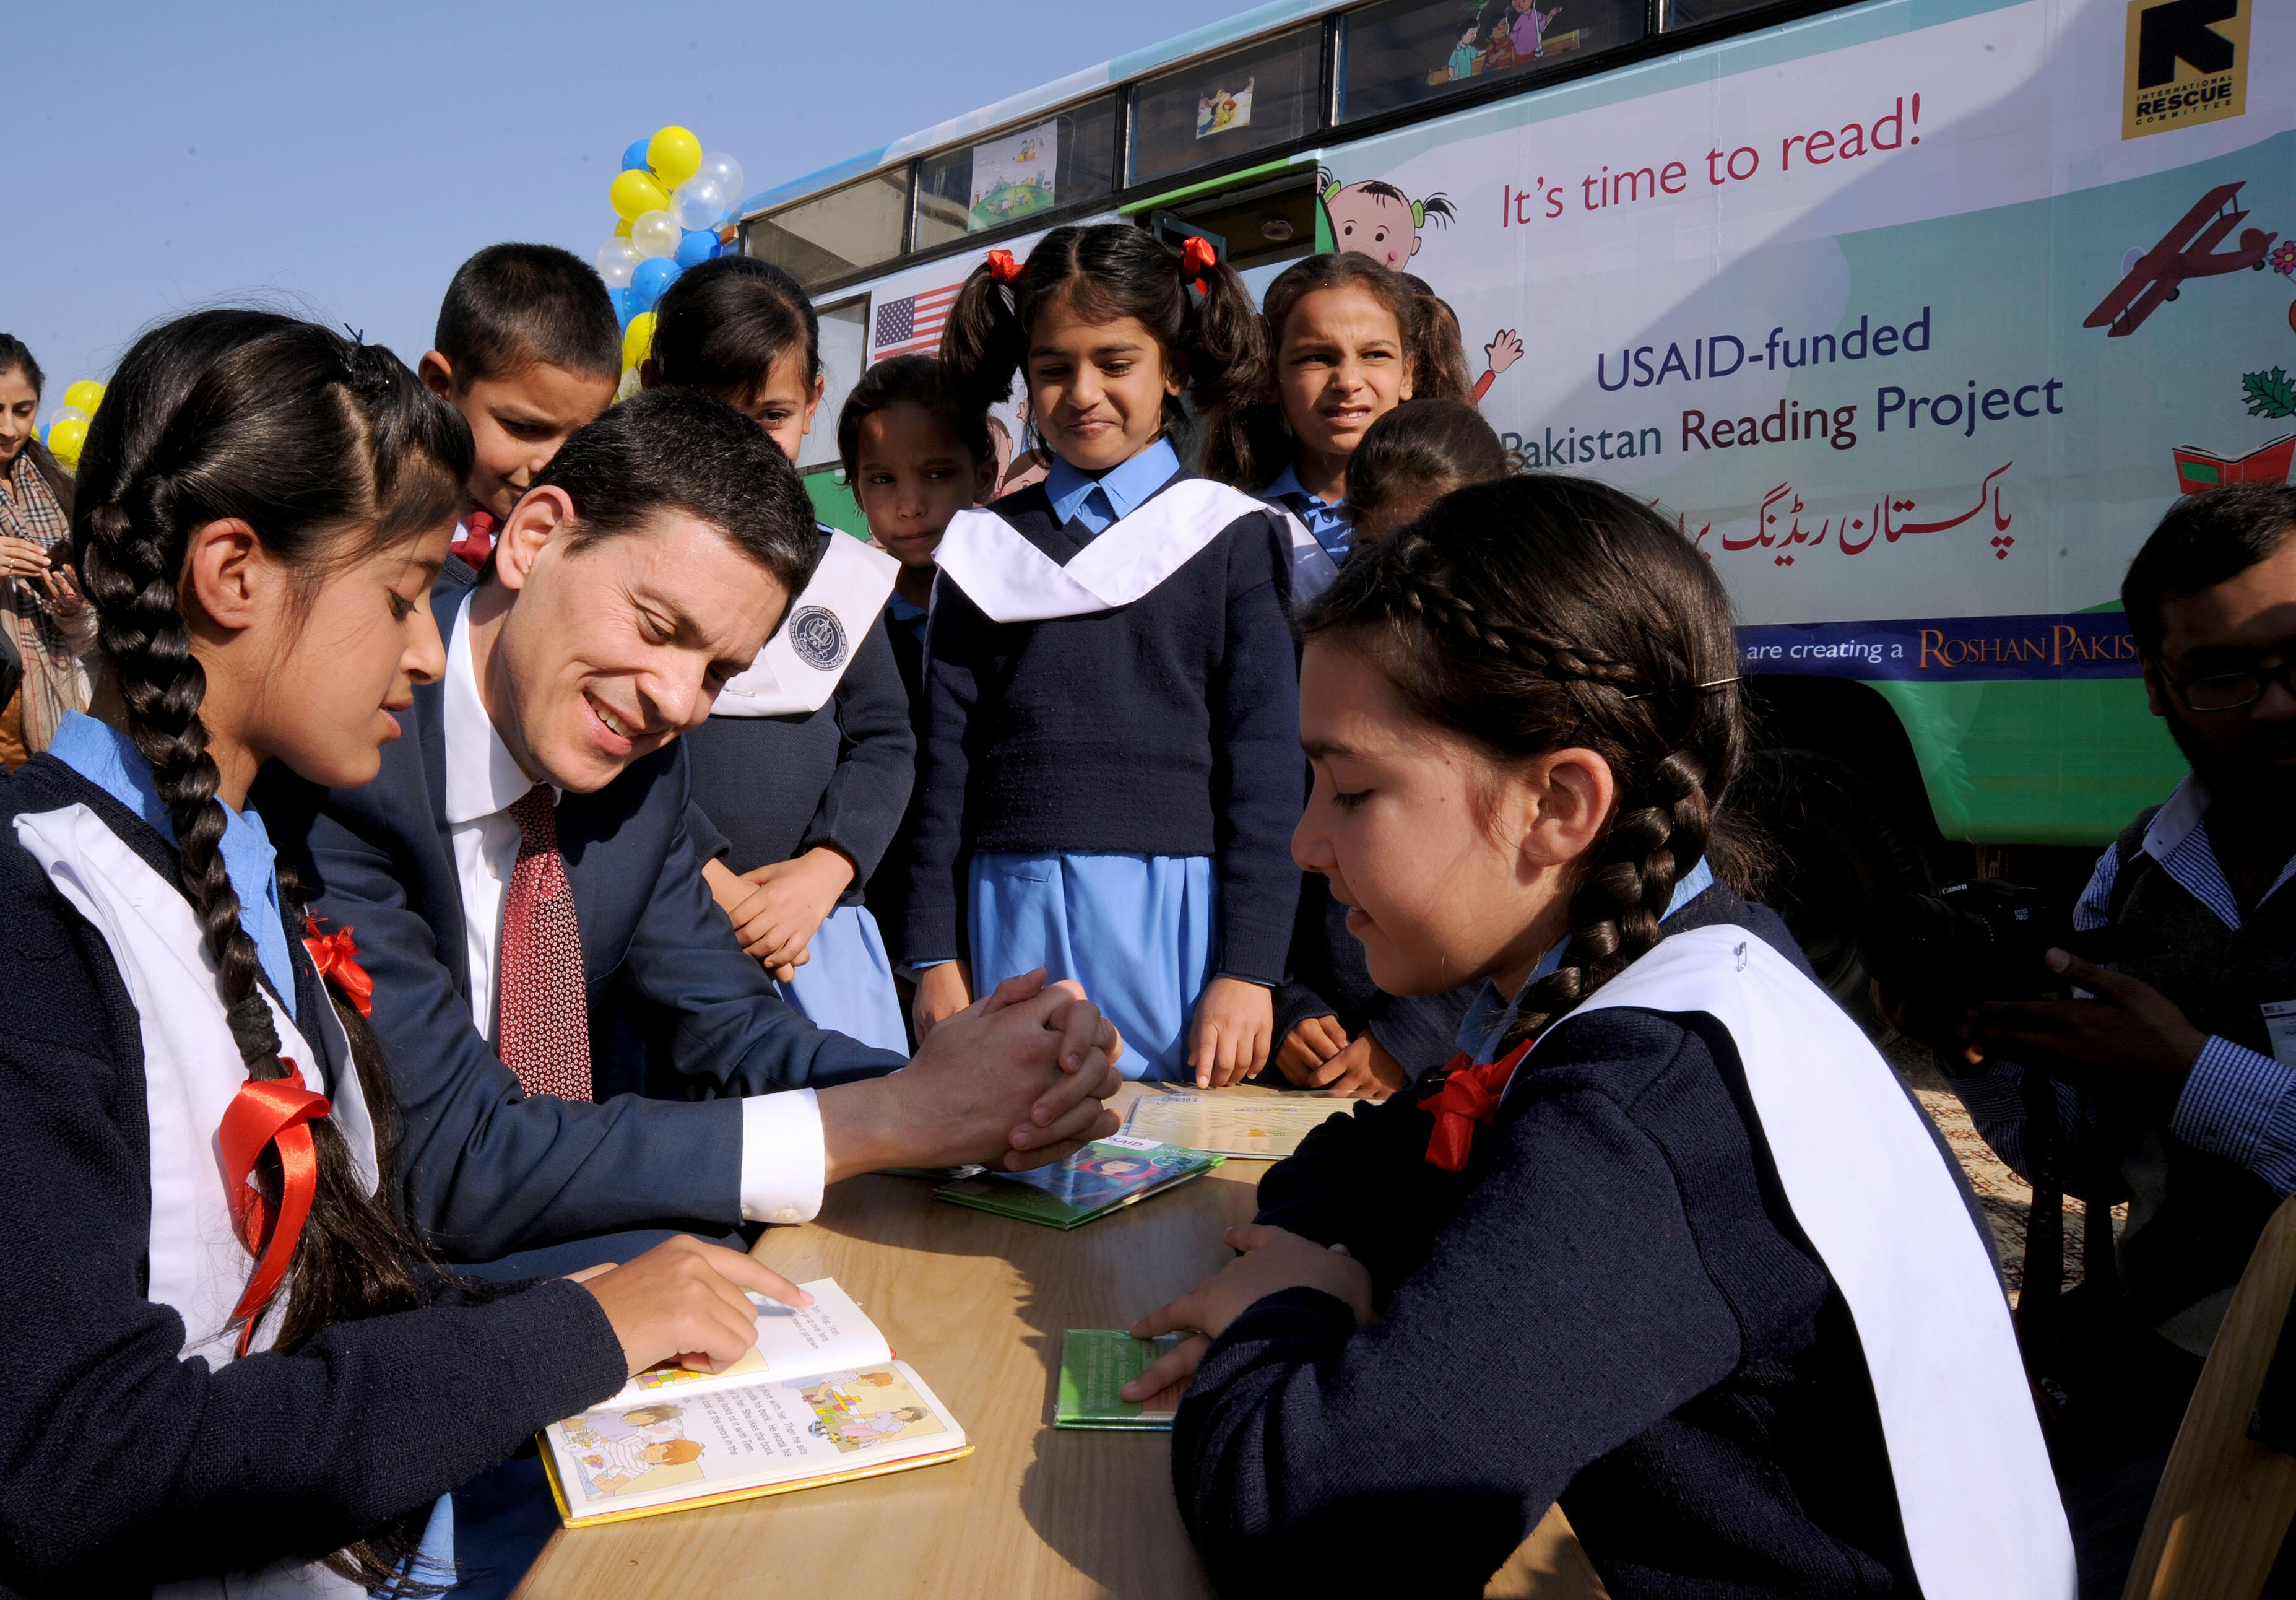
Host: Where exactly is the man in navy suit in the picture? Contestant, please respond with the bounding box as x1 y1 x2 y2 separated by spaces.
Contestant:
263 389 1120 1266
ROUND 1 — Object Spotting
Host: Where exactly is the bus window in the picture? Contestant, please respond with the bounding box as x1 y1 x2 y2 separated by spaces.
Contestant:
798 298 869 472
1127 25 1323 188
912 97 1120 251
1336 0 1645 122
1662 0 1790 27
746 168 911 291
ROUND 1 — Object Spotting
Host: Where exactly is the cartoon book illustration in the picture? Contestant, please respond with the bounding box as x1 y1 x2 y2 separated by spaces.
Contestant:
934 1136 1222 1228
2172 435 2295 495
1122 1081 1360 1160
540 1277 969 1527
1057 1331 1189 1430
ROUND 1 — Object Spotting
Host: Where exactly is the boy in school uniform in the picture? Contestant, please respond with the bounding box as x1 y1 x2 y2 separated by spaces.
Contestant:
417 243 622 567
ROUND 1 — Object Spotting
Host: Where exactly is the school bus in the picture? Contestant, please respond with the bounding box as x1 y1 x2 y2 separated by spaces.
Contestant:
734 0 2291 983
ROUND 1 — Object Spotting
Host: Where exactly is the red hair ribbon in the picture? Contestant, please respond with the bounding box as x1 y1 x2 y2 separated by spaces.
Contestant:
219 1071 331 1355
1180 235 1219 285
1421 1039 1535 1172
303 923 373 1017
986 249 1024 285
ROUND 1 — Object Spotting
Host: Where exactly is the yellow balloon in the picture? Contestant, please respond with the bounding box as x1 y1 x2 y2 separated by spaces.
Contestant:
46 417 87 468
615 216 633 238
62 379 105 415
622 312 656 372
610 168 670 222
647 125 703 190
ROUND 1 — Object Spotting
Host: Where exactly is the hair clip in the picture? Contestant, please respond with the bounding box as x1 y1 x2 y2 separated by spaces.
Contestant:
1180 235 1218 286
1622 676 1740 702
986 250 1023 285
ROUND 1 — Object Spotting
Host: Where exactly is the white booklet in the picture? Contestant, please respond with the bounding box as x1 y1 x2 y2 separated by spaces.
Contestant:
540 1276 970 1526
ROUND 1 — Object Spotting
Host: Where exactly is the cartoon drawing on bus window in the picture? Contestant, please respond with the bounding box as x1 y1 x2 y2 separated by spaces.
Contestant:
1510 0 1563 59
1317 172 1521 404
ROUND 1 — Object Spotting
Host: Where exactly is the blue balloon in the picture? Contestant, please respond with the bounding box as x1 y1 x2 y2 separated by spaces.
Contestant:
629 257 681 313
621 139 651 172
610 285 633 328
675 228 717 269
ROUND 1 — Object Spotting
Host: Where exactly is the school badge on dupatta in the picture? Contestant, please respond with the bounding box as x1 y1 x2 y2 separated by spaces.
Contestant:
713 532 899 718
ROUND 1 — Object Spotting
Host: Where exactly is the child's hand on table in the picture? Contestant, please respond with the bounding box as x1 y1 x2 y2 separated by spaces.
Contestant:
912 959 974 1040
1119 1224 1372 1403
1304 1034 1410 1100
1271 1014 1348 1086
1189 977 1275 1088
574 1234 813 1379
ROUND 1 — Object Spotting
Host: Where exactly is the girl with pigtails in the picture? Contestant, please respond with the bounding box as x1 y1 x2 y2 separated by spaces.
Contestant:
906 224 1302 1085
1124 477 2073 1599
0 310 810 1598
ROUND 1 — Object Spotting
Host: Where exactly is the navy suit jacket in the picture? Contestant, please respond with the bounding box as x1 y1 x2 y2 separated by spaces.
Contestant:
256 568 904 1262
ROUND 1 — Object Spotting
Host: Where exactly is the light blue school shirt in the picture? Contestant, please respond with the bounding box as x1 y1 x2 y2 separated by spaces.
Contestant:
1262 462 1354 564
47 710 299 1016
1044 437 1181 536
1455 858 1717 1061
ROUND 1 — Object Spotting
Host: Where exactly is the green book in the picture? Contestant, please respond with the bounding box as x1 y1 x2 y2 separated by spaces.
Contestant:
933 1136 1222 1229
1056 1331 1187 1429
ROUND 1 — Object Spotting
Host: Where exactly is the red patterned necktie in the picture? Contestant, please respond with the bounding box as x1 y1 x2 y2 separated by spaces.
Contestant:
451 510 496 566
1421 1039 1536 1172
496 784 593 1100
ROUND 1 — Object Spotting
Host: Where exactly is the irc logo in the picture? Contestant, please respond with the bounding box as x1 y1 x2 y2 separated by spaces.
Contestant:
2122 0 2248 141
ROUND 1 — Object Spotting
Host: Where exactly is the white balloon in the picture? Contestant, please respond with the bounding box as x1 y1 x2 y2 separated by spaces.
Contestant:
50 405 89 427
672 176 729 232
631 209 681 260
696 151 745 209
595 237 642 288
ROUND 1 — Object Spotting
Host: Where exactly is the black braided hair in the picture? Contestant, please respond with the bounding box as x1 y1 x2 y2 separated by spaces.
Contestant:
71 310 472 1591
1297 472 1747 1046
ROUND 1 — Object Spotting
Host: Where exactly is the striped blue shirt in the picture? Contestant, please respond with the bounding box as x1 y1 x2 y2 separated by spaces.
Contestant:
1956 773 2296 1196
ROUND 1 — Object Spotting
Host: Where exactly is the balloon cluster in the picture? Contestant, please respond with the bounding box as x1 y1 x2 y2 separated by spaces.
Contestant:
41 379 106 469
597 125 747 390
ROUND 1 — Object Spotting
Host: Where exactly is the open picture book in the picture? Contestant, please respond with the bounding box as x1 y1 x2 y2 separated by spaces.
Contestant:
539 1277 969 1526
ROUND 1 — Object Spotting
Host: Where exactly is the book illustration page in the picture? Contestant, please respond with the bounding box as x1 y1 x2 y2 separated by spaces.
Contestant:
1003 1141 1206 1207
557 1365 953 1510
613 1277 890 1404
785 1366 950 1454
1124 1093 1353 1158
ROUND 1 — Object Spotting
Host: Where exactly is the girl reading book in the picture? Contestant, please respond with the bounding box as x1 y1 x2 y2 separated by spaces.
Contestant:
1124 476 2072 1598
0 310 804 1596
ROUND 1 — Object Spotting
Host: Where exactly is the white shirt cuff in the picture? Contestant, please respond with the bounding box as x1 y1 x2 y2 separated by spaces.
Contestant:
739 1089 826 1226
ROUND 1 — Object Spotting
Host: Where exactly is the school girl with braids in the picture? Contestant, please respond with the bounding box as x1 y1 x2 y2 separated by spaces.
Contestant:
908 224 1301 1084
0 310 808 1598
1124 476 2073 1598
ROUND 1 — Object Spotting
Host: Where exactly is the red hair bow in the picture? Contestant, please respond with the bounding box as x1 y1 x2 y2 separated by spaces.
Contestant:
986 249 1024 285
220 1071 331 1354
1180 235 1219 285
303 922 374 1017
1421 1039 1535 1172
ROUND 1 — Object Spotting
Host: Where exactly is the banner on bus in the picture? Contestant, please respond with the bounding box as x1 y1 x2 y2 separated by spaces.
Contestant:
1309 0 2292 678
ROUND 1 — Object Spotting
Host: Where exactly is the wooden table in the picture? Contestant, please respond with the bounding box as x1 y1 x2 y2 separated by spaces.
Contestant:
517 1084 1259 1600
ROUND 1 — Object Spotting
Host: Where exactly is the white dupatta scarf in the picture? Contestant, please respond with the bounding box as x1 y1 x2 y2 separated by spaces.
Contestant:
1531 925 2074 1600
711 531 901 718
934 478 1271 622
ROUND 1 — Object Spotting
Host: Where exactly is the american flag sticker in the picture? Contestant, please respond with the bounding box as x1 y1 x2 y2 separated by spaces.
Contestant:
872 281 962 363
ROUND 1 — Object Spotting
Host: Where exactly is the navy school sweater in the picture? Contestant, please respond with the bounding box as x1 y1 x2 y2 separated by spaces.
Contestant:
902 472 1304 983
0 757 626 1594
1175 886 1934 1598
681 594 915 892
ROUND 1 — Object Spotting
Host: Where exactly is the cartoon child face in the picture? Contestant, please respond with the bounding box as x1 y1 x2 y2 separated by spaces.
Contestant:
1323 183 1419 274
1077 1155 1146 1178
639 1438 704 1466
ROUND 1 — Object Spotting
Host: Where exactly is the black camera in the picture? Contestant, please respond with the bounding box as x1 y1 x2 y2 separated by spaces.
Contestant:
1860 879 2125 1033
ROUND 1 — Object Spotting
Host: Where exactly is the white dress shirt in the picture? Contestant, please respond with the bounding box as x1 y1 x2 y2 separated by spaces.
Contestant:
440 593 828 1224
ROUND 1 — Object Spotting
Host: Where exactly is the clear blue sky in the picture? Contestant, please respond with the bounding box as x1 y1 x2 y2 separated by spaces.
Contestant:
0 0 1245 420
